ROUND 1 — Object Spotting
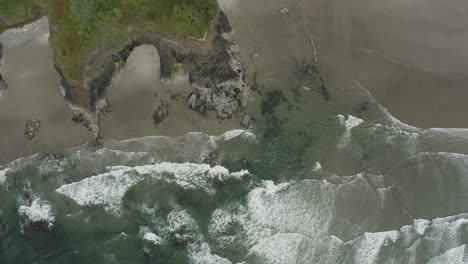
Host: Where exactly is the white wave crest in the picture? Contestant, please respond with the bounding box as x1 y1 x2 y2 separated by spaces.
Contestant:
246 233 309 264
0 17 49 48
56 162 249 214
143 232 163 246
55 168 143 215
337 114 364 149
216 129 257 142
0 167 9 185
18 198 55 230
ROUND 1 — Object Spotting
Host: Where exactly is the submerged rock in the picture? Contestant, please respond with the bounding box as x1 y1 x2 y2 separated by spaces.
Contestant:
241 114 255 129
291 61 329 101
18 198 55 232
24 120 40 140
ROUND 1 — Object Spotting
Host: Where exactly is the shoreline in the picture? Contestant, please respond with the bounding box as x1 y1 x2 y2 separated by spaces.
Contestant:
0 17 250 164
3 0 468 163
55 11 249 139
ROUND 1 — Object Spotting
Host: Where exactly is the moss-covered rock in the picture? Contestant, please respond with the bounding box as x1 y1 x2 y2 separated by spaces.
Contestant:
47 0 218 83
1 0 250 132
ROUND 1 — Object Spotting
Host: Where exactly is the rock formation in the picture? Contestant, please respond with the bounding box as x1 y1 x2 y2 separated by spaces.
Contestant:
0 44 6 91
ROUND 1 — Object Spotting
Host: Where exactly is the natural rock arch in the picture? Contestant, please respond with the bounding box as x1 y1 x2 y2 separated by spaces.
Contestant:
60 12 250 136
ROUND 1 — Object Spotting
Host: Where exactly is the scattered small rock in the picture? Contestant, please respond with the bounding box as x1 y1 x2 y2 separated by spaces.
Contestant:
241 114 255 129
251 53 259 60
202 151 220 166
24 120 40 141
99 102 111 116
72 113 85 124
279 7 290 16
153 100 169 126
169 91 181 101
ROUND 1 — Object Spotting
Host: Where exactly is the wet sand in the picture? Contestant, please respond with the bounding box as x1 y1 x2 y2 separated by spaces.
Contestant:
312 0 468 128
0 34 91 164
220 0 468 128
100 45 243 140
3 0 468 162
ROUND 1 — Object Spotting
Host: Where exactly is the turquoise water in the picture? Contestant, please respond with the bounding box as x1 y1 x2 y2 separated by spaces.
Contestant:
2 61 468 263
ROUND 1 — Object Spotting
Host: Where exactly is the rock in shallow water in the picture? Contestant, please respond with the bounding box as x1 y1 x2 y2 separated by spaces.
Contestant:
153 100 169 127
24 120 40 140
241 114 254 129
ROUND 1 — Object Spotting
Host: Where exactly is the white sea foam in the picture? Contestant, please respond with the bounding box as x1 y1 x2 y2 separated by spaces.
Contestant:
426 244 466 264
299 213 468 264
56 162 249 214
150 207 232 264
129 162 249 194
209 168 468 263
0 17 49 48
247 233 309 264
0 168 9 185
430 128 468 139
18 198 55 230
143 232 163 246
351 231 400 264
337 114 364 149
312 162 322 171
189 242 232 264
208 202 273 249
245 177 385 242
208 175 391 254
55 168 143 214
217 129 256 142
413 219 430 235
379 106 420 132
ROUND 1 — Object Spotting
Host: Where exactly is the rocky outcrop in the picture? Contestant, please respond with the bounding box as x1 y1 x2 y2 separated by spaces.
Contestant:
0 44 6 91
185 36 250 119
56 11 250 136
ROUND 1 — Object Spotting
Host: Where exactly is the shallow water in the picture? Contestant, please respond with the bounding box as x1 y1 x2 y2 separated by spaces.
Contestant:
2 0 468 263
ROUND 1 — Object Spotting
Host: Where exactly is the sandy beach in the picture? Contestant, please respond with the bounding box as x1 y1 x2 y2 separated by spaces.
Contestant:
3 0 468 163
220 0 468 128
99 45 243 140
0 33 90 164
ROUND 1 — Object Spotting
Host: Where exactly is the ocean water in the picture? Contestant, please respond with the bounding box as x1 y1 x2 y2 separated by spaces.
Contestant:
2 68 468 263
3 1 468 263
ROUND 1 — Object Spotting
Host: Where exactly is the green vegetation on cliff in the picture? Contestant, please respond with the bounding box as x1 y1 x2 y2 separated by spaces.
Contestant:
1 0 219 86
48 0 219 85
0 0 46 32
